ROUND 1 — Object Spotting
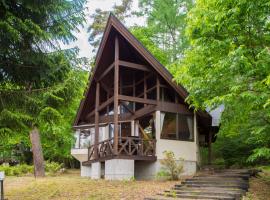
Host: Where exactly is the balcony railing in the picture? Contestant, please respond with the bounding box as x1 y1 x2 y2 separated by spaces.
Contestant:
87 137 156 162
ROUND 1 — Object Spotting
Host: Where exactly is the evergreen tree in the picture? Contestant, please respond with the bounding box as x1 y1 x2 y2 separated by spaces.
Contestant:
0 0 86 176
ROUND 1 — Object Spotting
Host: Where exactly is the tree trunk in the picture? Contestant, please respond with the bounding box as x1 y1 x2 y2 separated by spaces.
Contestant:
30 127 45 177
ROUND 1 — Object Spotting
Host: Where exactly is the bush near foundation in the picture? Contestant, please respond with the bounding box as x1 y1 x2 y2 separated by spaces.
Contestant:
156 151 183 180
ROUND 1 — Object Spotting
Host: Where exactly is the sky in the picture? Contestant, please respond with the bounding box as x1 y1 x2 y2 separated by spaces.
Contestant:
62 0 145 59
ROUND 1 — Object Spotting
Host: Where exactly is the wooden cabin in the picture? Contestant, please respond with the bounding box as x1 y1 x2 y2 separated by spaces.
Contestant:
71 14 217 180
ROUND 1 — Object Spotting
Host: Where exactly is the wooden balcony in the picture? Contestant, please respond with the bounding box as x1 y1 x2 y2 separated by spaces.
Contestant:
83 137 156 165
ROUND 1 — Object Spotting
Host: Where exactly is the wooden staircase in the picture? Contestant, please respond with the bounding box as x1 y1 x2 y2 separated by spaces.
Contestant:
145 169 257 200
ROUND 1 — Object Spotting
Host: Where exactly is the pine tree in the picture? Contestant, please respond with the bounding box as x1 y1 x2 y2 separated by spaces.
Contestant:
0 0 86 176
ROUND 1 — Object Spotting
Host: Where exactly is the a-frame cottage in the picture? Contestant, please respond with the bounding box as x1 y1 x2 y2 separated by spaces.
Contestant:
71 14 218 180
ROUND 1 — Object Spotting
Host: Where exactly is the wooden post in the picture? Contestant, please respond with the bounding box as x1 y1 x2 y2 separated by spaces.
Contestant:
144 72 146 107
78 130 81 149
133 72 135 111
208 131 212 165
106 92 109 115
156 75 160 101
114 36 119 155
94 82 100 158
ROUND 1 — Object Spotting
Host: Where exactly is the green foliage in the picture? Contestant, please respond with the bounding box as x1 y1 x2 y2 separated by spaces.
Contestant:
0 1 86 87
176 0 270 165
156 170 170 181
0 164 33 176
88 0 132 52
0 0 88 166
158 151 183 180
45 161 64 175
138 0 193 62
131 26 169 66
0 162 64 176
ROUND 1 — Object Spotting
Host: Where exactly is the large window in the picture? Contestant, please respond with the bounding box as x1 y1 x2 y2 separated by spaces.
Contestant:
160 112 194 141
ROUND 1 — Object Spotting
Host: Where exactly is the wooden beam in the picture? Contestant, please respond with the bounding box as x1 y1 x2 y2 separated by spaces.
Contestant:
97 62 114 81
137 85 156 98
85 96 113 120
98 96 114 112
131 105 156 120
114 36 119 155
157 101 192 114
94 82 100 158
100 81 112 96
135 73 152 86
120 101 135 114
97 113 132 124
119 95 157 105
119 60 150 72
157 76 160 101
86 110 95 120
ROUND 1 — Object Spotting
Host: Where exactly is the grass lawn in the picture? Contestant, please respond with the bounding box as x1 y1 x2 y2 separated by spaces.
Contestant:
4 170 178 200
4 168 270 200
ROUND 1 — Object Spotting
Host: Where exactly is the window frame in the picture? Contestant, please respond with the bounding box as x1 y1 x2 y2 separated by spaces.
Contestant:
160 111 194 142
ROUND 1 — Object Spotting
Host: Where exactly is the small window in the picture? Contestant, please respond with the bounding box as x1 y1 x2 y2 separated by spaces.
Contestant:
160 112 177 139
160 112 194 141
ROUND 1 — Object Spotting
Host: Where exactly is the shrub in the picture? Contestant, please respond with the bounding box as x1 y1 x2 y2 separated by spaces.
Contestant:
0 164 33 176
157 151 183 180
156 170 170 181
45 161 63 175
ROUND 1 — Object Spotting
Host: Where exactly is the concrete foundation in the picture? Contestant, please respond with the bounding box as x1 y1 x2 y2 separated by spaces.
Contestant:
91 162 101 179
135 160 197 180
105 159 134 180
80 163 91 177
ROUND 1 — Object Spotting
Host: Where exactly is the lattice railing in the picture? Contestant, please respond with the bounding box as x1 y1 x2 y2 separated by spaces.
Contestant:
87 137 156 161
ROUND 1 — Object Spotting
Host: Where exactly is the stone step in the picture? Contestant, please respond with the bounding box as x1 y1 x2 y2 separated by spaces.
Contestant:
146 169 252 200
176 183 248 190
145 195 215 200
164 189 242 199
185 179 247 184
190 177 246 181
172 186 246 194
183 180 248 186
158 192 235 200
195 174 250 180
214 169 251 173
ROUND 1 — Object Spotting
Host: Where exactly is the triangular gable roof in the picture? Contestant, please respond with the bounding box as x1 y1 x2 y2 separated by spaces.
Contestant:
74 14 189 126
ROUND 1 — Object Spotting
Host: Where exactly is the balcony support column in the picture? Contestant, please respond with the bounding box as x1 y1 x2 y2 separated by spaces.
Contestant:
94 82 100 159
113 36 119 155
